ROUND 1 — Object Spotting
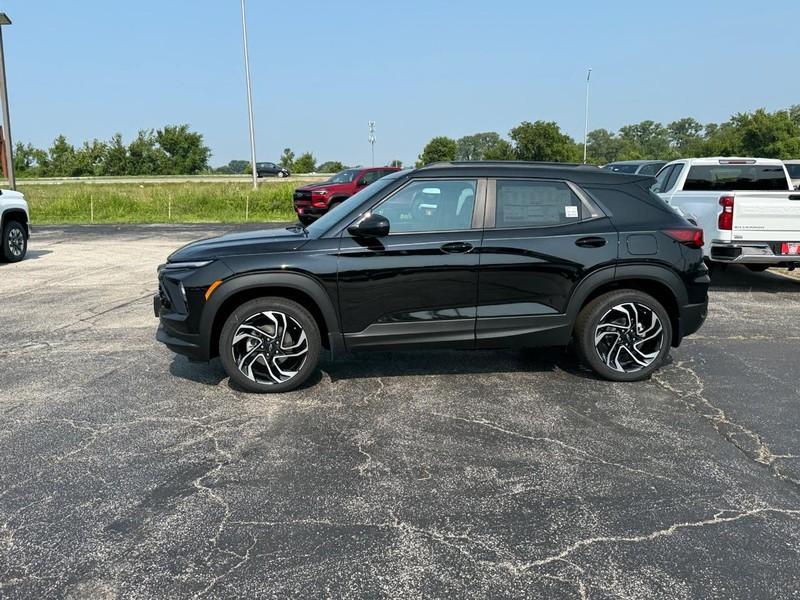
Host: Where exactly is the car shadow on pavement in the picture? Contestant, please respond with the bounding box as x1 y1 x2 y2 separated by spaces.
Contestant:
710 265 800 293
0 249 52 264
168 346 598 389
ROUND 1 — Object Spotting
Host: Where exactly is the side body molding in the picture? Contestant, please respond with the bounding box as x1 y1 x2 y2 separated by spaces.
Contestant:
199 271 343 357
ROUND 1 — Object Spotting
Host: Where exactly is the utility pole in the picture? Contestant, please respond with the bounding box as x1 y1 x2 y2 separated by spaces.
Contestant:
0 14 15 190
241 0 258 190
368 121 376 167
583 68 592 165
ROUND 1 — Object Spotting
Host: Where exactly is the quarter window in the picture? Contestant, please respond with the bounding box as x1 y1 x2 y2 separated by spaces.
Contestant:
494 180 582 228
373 180 477 233
651 165 674 194
665 164 683 191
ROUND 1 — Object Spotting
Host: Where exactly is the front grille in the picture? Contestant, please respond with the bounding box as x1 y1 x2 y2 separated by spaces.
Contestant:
294 190 312 201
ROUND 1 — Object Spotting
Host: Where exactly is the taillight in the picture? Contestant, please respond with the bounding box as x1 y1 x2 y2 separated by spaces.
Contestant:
718 195 734 231
664 228 704 249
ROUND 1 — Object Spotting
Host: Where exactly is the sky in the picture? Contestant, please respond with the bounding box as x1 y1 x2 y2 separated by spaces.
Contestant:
1 0 798 168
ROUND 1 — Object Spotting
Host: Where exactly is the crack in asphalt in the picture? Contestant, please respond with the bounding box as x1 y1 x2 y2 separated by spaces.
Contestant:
653 361 800 488
507 506 800 574
431 412 676 483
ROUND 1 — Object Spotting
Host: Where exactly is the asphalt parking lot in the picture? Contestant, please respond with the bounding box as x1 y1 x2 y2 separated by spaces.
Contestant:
2 225 800 599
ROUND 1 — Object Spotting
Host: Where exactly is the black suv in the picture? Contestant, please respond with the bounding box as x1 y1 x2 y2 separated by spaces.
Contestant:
256 162 290 178
155 162 709 392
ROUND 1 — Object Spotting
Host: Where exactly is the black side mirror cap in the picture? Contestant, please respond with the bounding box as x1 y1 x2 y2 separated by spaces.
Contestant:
347 214 390 238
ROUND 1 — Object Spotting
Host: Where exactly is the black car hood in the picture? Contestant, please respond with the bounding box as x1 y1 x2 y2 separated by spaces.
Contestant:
168 227 309 262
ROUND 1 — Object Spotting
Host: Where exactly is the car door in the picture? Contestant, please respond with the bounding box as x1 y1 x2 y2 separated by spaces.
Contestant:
337 178 486 350
476 178 618 348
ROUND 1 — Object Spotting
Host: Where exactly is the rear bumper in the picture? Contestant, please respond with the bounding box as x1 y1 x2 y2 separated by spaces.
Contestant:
677 300 708 344
710 242 800 265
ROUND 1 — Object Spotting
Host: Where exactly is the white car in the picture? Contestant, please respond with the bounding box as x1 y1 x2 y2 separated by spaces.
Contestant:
0 189 29 262
653 157 800 271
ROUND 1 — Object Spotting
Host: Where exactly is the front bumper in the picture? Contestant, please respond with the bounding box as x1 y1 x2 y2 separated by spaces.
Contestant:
710 242 800 266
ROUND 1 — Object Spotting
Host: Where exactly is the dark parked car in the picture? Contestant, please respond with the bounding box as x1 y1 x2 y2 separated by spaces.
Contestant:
293 166 401 224
256 162 290 178
602 160 667 176
155 161 709 392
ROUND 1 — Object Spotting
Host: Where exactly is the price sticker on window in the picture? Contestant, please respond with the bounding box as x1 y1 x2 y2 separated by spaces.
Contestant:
565 206 579 218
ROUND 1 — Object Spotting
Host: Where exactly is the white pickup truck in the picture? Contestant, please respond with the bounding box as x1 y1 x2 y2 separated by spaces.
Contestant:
0 188 29 262
653 157 800 271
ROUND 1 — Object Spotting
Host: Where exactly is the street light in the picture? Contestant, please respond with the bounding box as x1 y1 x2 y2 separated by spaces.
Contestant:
240 0 258 191
0 13 15 190
583 68 592 165
368 121 376 167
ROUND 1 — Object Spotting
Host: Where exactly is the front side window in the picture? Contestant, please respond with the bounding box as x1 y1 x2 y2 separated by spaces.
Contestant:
785 164 800 179
373 179 477 233
638 163 661 176
665 164 684 191
360 170 383 186
494 180 582 228
651 165 674 194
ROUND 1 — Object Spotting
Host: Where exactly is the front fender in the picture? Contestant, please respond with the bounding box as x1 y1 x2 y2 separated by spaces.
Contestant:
198 270 341 357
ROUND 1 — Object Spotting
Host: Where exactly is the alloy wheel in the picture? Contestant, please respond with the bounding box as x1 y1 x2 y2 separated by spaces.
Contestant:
8 227 24 257
231 311 308 385
594 302 663 373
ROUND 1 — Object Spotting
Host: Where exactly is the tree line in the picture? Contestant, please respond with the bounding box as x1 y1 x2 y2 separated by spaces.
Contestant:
14 125 212 178
418 105 800 166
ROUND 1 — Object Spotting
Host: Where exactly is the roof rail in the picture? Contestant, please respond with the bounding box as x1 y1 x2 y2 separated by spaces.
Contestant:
417 160 598 170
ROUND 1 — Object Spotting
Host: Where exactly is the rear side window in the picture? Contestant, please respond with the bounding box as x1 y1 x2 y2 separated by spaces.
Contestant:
683 165 790 191
604 163 639 174
494 180 582 228
665 164 683 191
786 164 800 179
652 165 674 194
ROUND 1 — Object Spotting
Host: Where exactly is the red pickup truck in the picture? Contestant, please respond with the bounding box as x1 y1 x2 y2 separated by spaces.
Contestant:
293 166 400 224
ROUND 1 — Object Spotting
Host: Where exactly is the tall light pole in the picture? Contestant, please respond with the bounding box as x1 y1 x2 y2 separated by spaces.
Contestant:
583 68 592 165
368 121 376 167
0 13 15 190
240 0 258 190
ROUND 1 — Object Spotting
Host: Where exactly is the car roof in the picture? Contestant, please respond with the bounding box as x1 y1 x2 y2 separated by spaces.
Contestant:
606 160 665 165
669 157 786 166
413 161 651 184
784 159 800 165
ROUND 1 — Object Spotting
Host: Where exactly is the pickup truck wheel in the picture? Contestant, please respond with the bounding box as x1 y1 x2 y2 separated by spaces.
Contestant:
2 220 27 262
575 290 672 382
219 297 321 393
746 265 769 272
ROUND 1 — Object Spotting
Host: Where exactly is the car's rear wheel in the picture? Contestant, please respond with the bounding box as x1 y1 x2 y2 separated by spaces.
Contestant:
574 290 672 382
2 220 27 262
219 297 321 393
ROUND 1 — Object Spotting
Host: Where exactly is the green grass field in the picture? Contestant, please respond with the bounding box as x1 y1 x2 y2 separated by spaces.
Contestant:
20 181 315 224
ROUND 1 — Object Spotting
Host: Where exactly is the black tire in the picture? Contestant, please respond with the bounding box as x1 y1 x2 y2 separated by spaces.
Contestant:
746 264 769 272
326 200 342 213
219 297 321 393
299 215 314 226
574 290 672 382
2 220 27 262
278 171 288 178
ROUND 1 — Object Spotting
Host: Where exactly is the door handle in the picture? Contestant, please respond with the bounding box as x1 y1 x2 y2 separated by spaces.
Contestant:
440 241 473 254
575 236 607 248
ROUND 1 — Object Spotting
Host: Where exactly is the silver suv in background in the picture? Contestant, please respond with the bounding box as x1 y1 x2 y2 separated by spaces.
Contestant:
602 160 667 176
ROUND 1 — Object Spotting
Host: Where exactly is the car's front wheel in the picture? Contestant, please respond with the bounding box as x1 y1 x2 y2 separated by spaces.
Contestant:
278 171 288 178
2 220 27 262
574 290 672 382
219 297 321 393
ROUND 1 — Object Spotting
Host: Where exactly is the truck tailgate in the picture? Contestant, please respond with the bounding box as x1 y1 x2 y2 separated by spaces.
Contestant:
733 192 800 241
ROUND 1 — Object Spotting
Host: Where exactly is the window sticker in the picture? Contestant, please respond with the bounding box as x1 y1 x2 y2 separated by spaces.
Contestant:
565 206 579 218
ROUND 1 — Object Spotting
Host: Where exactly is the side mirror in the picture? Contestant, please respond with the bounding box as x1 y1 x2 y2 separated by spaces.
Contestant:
347 213 390 238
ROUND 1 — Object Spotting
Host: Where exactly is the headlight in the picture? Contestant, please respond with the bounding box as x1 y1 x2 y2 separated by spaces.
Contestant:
158 260 212 274
313 190 329 196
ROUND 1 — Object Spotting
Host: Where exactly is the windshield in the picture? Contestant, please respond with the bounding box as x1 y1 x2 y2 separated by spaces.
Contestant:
306 172 406 235
786 164 800 179
326 169 360 184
